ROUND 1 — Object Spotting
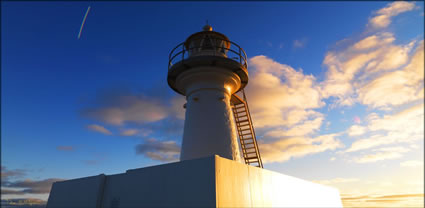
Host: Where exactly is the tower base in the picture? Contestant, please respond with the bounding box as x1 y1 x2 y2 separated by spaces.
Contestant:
47 155 342 207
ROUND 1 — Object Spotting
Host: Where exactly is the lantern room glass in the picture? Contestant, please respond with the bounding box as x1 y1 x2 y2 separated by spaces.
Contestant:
186 35 229 57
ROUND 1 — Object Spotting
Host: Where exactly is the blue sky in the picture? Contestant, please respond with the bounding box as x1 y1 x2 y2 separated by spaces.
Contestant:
2 1 424 207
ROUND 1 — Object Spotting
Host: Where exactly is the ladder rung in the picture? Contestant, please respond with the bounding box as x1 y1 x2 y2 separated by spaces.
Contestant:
240 132 253 136
233 106 246 110
237 123 250 127
241 137 253 141
245 156 259 160
245 147 255 150
235 115 248 119
237 127 251 131
236 119 249 123
235 109 247 113
240 130 251 134
242 142 254 146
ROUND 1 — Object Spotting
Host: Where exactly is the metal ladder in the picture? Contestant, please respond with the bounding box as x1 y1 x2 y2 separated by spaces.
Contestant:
231 90 263 168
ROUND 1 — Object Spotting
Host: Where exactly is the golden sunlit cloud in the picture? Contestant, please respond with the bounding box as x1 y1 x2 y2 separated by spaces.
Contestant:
353 146 409 163
260 133 343 163
345 103 423 153
342 193 424 208
368 2 416 29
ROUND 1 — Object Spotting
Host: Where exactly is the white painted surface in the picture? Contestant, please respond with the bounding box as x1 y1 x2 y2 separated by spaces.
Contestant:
176 66 242 162
215 156 343 207
46 174 106 208
47 155 342 208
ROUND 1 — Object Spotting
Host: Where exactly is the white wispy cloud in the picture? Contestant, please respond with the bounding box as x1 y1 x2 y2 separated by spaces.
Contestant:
293 38 308 48
357 41 423 109
353 146 410 163
368 2 416 29
260 133 344 163
347 125 366 137
86 124 112 135
56 146 75 151
120 129 139 136
345 103 423 153
321 33 422 109
400 160 423 167
320 2 421 110
313 177 359 185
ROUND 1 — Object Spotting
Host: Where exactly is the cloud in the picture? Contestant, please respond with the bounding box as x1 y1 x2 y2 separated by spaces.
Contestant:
2 178 64 194
353 116 361 124
120 129 139 136
246 55 323 128
1 198 46 206
293 38 307 48
169 95 186 120
313 177 359 185
357 41 423 109
86 124 112 135
368 103 424 133
56 146 74 151
239 56 348 163
353 146 409 163
1 166 26 181
119 128 153 137
347 125 366 137
320 1 422 110
321 32 422 108
135 138 181 162
368 2 416 28
1 189 26 195
83 160 100 165
342 193 424 208
400 160 423 167
265 115 324 137
260 133 344 163
344 102 423 153
81 94 169 126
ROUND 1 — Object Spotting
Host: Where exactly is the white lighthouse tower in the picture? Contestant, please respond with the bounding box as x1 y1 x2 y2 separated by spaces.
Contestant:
168 24 248 162
46 25 342 208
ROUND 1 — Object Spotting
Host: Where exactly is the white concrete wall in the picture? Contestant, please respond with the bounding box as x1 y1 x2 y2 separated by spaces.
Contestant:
100 157 216 208
46 174 106 208
215 155 342 207
47 155 342 208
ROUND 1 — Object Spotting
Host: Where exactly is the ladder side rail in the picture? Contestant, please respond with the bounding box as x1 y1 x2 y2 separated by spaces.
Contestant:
232 106 248 162
232 104 253 164
242 89 263 168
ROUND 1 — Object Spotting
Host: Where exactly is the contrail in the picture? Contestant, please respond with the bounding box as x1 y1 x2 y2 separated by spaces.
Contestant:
77 6 91 39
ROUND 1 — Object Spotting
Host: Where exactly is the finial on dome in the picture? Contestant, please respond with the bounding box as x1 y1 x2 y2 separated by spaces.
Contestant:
203 20 212 31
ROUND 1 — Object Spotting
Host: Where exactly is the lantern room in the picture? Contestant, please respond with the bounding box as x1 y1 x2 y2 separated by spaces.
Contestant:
184 25 231 57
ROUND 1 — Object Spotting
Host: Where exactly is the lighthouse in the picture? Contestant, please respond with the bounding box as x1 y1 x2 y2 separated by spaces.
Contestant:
46 25 343 208
168 24 248 162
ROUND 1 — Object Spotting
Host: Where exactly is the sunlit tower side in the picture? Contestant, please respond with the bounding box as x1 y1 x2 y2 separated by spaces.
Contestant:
168 25 262 167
